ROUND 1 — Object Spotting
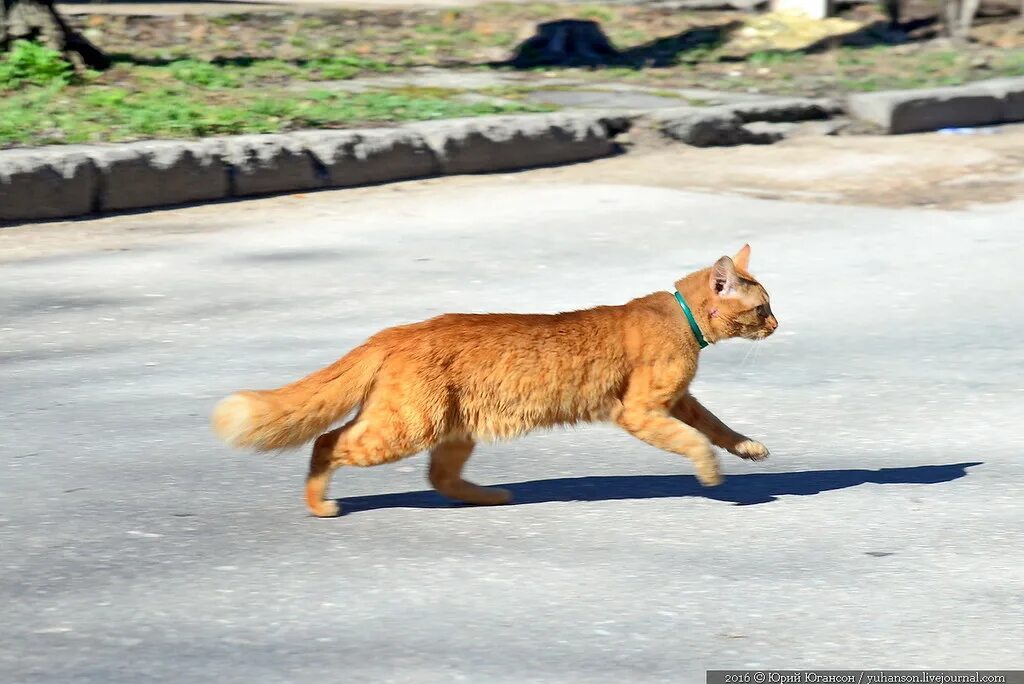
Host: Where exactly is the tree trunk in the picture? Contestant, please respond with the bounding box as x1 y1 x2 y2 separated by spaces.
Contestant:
0 0 109 69
943 0 962 39
770 0 833 20
510 20 619 68
883 0 901 29
942 0 979 42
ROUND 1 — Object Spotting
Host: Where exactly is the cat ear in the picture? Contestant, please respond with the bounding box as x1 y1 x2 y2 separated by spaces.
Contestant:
710 256 739 296
733 244 751 271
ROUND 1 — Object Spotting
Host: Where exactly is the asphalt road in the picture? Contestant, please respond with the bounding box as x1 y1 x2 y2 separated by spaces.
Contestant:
2 178 1022 683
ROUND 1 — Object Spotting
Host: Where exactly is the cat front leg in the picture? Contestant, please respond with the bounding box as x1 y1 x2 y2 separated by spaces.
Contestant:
671 393 769 461
616 404 723 487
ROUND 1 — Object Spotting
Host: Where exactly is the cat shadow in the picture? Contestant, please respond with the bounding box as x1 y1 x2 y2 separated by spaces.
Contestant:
336 462 982 516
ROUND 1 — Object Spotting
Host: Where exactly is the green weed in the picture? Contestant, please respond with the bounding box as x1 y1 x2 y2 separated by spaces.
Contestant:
0 40 73 90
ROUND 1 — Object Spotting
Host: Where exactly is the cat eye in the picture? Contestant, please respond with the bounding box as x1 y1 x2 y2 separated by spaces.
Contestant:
755 305 769 317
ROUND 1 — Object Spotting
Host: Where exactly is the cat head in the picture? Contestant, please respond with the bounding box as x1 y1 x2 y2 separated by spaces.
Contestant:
703 244 778 342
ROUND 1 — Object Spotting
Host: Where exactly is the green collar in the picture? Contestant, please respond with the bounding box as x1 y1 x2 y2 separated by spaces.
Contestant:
674 290 709 349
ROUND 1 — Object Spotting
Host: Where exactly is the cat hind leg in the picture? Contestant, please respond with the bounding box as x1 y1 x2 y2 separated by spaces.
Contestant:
305 416 427 518
428 439 511 505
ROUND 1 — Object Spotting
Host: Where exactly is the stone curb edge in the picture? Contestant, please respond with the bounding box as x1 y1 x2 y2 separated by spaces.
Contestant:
1 111 632 224
4 76 1023 223
845 76 1024 135
0 98 835 224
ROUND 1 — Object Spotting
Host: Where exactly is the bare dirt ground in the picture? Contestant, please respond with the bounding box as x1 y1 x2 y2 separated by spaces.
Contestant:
371 123 1024 210
554 124 1024 209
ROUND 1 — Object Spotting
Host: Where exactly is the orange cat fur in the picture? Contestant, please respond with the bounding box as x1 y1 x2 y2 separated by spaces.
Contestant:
212 245 778 517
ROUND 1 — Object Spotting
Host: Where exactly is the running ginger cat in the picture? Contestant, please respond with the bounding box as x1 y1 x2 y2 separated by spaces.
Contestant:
212 245 778 517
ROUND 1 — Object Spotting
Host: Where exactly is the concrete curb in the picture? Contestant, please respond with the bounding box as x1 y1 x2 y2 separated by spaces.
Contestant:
0 112 630 223
0 148 99 221
9 77 1022 223
91 139 230 212
846 76 1024 134
649 98 840 147
1 100 832 223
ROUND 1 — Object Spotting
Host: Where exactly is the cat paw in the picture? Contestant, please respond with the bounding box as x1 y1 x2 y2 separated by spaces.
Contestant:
475 486 513 506
694 458 724 487
308 500 341 518
732 440 769 461
698 470 725 487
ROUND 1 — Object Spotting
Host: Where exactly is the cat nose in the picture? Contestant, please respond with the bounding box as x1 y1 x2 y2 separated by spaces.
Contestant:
768 317 778 331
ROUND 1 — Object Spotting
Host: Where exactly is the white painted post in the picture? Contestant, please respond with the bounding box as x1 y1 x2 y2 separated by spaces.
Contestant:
770 0 833 19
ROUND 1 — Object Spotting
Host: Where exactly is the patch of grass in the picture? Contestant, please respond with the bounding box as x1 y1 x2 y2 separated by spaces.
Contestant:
482 30 518 47
119 54 395 92
168 59 243 88
576 5 616 23
489 3 559 18
610 28 654 46
831 47 977 92
302 16 328 29
387 85 463 98
591 66 648 79
0 82 554 148
836 46 878 67
305 55 393 79
678 43 725 65
0 40 74 90
747 50 805 66
837 75 882 92
208 13 248 27
919 50 961 69
477 85 531 100
997 50 1024 75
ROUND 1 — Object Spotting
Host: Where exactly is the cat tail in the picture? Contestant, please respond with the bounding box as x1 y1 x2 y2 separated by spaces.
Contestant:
211 343 383 452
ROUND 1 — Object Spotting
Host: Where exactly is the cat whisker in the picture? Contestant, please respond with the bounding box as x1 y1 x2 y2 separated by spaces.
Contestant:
740 343 756 369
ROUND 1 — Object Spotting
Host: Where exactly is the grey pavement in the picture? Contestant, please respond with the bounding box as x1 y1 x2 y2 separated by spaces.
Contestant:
1 178 1022 682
